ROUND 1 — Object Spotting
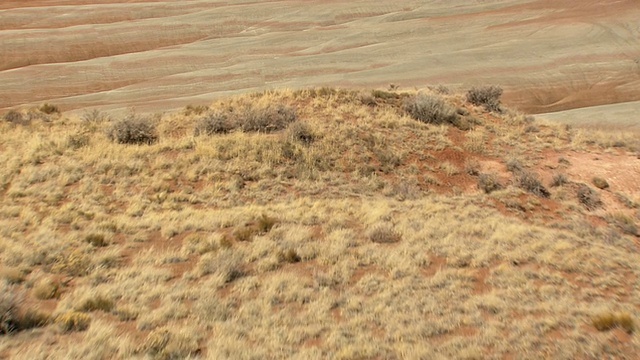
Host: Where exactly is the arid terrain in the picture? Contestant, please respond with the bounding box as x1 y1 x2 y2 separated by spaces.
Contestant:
1 0 639 117
1 1 640 359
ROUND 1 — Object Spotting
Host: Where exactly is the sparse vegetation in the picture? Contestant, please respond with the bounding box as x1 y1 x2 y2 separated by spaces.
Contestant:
466 85 503 112
1 87 640 358
194 111 233 135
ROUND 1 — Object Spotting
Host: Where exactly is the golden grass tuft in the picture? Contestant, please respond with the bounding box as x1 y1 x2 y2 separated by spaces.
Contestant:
592 312 635 333
56 311 91 332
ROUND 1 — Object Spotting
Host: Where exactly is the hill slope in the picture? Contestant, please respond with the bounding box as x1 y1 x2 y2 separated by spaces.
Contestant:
1 88 640 358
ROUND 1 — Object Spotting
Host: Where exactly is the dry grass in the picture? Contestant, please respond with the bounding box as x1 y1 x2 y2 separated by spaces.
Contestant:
1 87 639 359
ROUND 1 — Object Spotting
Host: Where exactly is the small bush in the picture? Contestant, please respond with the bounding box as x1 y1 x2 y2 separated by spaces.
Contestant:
194 111 234 136
108 115 158 145
477 173 502 194
56 311 91 332
3 110 27 125
577 185 602 210
286 121 315 144
39 103 59 114
592 312 635 333
505 158 524 173
517 171 550 198
550 173 569 187
466 85 503 112
369 226 402 244
403 94 458 125
592 177 609 190
240 104 297 133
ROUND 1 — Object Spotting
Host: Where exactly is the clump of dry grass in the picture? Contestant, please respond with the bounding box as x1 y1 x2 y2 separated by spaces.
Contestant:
32 278 61 300
56 311 91 332
183 104 209 116
466 85 503 112
39 103 60 115
0 268 25 284
77 294 115 313
592 312 635 333
138 327 201 360
550 173 569 187
279 249 302 264
84 233 108 247
1 283 51 334
607 213 638 236
477 173 502 194
577 185 602 210
286 121 316 144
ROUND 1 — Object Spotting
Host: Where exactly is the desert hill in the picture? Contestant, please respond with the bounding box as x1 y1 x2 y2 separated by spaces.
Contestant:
1 87 639 358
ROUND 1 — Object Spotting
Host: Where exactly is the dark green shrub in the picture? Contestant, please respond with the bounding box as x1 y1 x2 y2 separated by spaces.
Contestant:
108 115 158 145
403 94 458 125
466 86 503 112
